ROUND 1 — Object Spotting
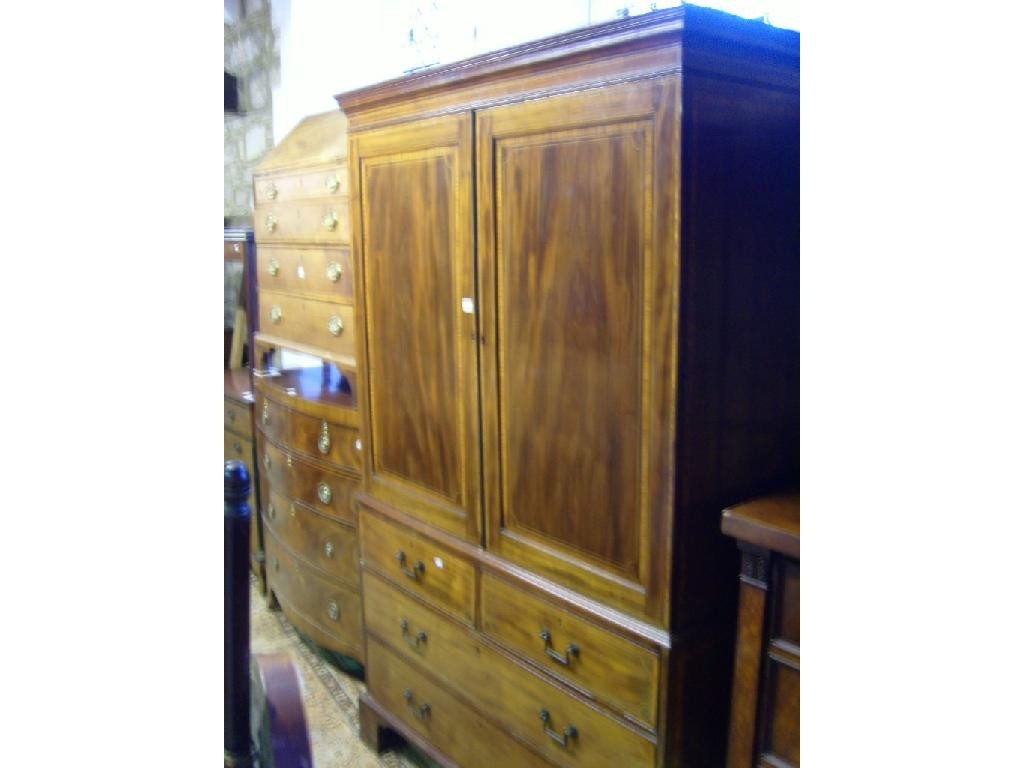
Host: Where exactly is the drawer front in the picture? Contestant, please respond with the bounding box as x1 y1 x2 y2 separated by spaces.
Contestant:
224 397 253 438
360 512 476 625
264 530 363 653
257 245 354 301
262 485 358 588
367 638 554 768
255 199 350 244
362 572 654 768
257 433 358 524
259 291 355 359
480 573 659 728
254 167 348 206
256 392 362 472
224 430 257 517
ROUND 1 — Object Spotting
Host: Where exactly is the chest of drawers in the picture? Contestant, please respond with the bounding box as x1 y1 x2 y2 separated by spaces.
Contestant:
251 110 366 665
224 368 263 592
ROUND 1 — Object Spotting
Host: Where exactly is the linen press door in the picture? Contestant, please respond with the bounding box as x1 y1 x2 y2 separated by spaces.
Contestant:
350 114 483 543
476 78 681 624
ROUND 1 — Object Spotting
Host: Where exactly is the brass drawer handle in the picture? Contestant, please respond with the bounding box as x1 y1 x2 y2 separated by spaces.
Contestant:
268 258 280 276
263 454 271 471
233 442 242 454
272 556 280 572
539 629 579 667
399 618 428 650
267 503 276 521
326 175 340 193
322 211 338 231
326 261 342 282
539 710 577 749
269 306 282 324
354 438 362 452
317 481 332 504
396 551 425 581
324 540 334 558
403 689 430 721
227 410 236 423
327 315 344 336
318 421 331 454
261 402 270 426
265 214 277 232
265 182 278 200
327 600 339 621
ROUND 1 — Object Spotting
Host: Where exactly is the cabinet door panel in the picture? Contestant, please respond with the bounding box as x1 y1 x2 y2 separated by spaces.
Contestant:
477 79 680 623
351 114 481 542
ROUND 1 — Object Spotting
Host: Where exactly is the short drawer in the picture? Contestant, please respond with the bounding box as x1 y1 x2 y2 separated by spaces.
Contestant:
264 529 363 655
224 397 253 438
224 430 253 466
256 392 362 472
362 572 654 768
254 166 347 206
259 291 355 360
367 638 554 768
255 199 350 245
257 432 358 524
262 485 359 588
257 245 354 301
480 572 659 728
360 512 475 625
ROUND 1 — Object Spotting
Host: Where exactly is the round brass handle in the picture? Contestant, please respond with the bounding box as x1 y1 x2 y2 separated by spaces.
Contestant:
268 259 280 276
265 214 277 232
261 402 270 425
317 481 332 504
327 600 339 621
322 211 338 231
324 541 335 558
263 454 271 470
326 262 342 282
326 175 340 193
268 504 276 521
269 306 282 324
354 438 362 452
318 422 331 454
327 315 344 337
265 182 278 200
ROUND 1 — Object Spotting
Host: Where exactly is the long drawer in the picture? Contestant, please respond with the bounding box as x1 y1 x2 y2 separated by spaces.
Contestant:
257 245 354 301
256 392 361 472
360 511 476 626
264 529 363 656
255 198 350 245
259 291 356 360
262 485 359 588
367 638 555 768
257 432 357 524
362 572 656 768
255 166 348 206
480 572 659 728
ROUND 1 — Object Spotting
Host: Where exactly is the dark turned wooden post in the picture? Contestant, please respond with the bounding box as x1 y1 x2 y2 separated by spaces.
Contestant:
225 460 255 767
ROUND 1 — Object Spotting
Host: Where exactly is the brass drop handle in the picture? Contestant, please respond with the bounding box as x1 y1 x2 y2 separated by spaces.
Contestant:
265 182 278 200
263 454 271 471
265 214 277 232
324 540 334 558
539 629 579 667
327 600 339 621
317 481 332 504
539 709 577 749
326 175 340 193
400 618 428 649
327 315 344 336
326 262 342 282
403 689 430 720
318 421 331 454
261 402 270 425
396 551 425 581
269 306 282 324
268 259 280 276
267 503 276 521
322 211 338 231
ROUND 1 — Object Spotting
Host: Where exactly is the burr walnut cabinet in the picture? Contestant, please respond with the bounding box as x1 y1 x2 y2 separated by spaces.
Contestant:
251 110 366 664
338 6 799 766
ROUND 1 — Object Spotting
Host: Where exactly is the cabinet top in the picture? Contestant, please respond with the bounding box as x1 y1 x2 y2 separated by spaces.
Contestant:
721 491 800 558
255 110 348 173
334 4 798 122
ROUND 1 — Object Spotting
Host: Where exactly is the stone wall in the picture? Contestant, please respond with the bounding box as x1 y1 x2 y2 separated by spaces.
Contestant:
224 0 279 224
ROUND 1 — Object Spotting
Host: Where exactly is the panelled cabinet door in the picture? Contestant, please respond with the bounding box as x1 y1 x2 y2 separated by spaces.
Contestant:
350 114 482 542
476 78 681 624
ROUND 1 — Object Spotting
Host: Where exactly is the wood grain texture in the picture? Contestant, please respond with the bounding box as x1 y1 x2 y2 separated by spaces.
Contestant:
257 436 358 526
255 391 361 472
256 245 354 302
721 492 800 559
254 164 348 206
258 290 356 360
725 580 768 768
256 110 348 172
255 198 351 245
350 113 481 542
252 350 359 421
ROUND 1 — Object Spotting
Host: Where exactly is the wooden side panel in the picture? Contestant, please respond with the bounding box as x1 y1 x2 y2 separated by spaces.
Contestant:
477 77 680 624
350 114 481 542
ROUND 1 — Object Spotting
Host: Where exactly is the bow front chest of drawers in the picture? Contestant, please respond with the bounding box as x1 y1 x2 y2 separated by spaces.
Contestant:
338 6 799 766
251 110 366 664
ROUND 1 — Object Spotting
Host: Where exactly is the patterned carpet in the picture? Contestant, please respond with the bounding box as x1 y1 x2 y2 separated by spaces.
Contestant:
249 579 432 768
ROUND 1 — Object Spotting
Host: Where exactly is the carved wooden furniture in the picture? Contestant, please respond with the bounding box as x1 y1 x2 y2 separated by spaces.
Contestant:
225 368 264 593
722 492 800 768
338 6 799 766
251 110 366 664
